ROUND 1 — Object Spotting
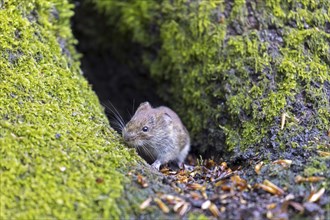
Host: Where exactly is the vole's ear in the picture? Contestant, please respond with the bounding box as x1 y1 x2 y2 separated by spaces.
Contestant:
163 112 172 124
136 102 152 113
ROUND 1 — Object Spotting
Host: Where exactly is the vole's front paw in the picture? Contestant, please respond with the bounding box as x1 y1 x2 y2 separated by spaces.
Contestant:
151 160 161 171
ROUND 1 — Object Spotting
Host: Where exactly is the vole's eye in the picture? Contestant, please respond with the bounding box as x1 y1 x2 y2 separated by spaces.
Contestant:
142 126 149 132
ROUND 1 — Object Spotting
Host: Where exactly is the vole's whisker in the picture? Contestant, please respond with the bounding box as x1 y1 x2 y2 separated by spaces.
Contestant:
103 101 126 130
126 99 135 119
108 114 124 131
127 109 132 118
132 99 135 116
154 140 174 150
110 120 124 132
142 144 155 161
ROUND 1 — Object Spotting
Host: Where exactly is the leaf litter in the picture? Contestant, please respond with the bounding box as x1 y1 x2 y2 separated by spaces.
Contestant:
133 158 328 219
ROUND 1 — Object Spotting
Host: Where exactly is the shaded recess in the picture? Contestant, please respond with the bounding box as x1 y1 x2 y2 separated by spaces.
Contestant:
89 0 330 164
71 1 164 125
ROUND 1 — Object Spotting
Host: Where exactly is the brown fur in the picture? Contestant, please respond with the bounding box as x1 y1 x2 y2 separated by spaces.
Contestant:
122 102 190 170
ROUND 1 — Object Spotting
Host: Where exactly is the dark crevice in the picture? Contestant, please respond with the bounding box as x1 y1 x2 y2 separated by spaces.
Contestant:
71 1 164 124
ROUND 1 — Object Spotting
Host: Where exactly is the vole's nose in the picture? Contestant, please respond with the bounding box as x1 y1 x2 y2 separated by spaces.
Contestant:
122 131 133 142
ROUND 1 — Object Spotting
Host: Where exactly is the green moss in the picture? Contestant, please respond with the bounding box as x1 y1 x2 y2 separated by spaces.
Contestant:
302 156 330 191
304 157 329 176
0 0 137 218
93 0 330 159
188 212 209 220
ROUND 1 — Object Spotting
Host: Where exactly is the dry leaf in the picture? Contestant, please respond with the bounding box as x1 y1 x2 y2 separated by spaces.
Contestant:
240 197 247 204
295 175 325 183
255 161 264 175
266 210 273 219
263 179 284 195
231 175 248 191
201 200 211 210
154 198 170 213
206 159 216 169
187 183 204 190
220 206 226 212
272 159 292 168
221 185 232 191
162 194 183 205
317 150 330 157
140 197 152 210
266 203 277 210
173 201 184 212
180 203 190 216
189 191 201 200
174 202 190 216
214 180 225 187
209 203 221 217
220 162 228 170
201 191 208 199
289 201 304 212
177 175 189 183
160 168 170 174
307 188 325 203
255 181 284 196
284 194 295 201
281 113 289 130
137 174 148 188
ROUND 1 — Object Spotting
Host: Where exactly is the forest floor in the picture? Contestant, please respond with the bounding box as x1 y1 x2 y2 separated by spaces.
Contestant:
132 157 329 219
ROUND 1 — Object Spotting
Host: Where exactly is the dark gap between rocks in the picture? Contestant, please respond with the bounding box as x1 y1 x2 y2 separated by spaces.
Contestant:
71 1 164 126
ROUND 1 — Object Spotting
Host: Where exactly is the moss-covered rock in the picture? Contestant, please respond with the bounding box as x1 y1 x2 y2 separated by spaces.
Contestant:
0 0 141 218
90 1 330 217
92 0 329 160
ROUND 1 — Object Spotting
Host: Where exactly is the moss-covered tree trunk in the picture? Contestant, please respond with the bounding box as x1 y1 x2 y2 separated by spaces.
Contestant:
0 1 168 219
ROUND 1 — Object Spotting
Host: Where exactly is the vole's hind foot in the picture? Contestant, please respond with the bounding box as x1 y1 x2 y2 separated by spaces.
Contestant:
177 162 184 169
181 163 194 171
